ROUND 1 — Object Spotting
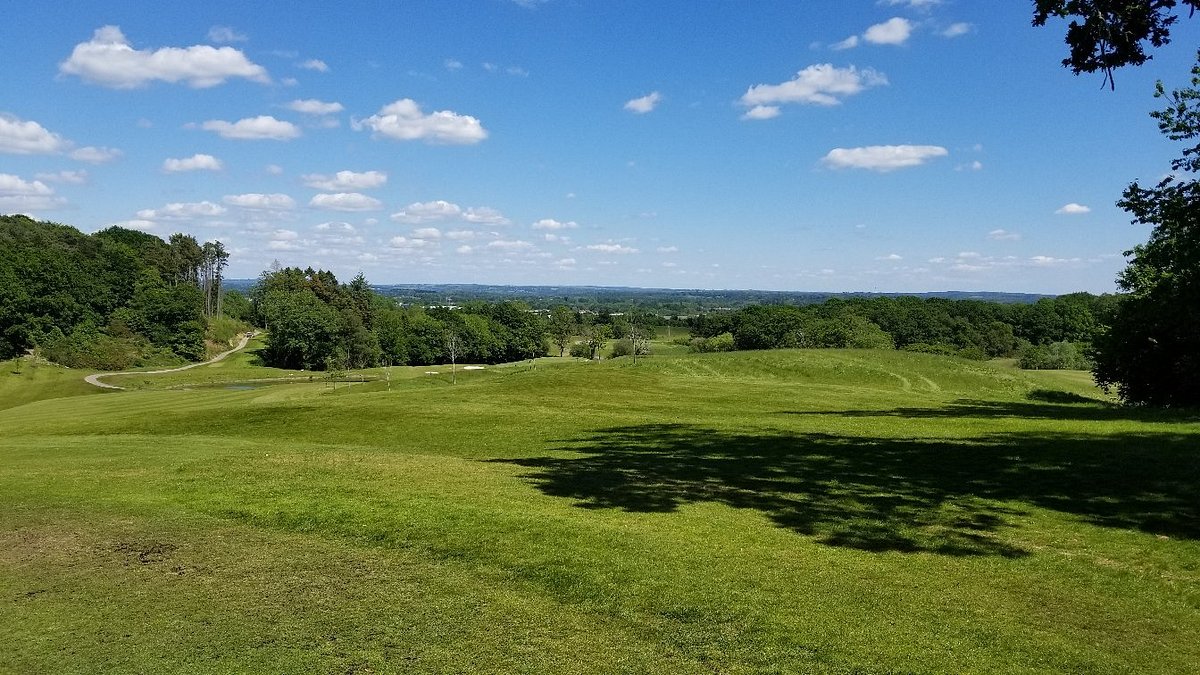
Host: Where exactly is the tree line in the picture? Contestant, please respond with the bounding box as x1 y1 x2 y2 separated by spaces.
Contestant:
687 294 1115 365
0 215 232 369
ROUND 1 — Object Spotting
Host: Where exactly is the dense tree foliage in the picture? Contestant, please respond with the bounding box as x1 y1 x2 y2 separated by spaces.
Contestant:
0 215 225 368
688 293 1113 363
252 266 549 370
1033 0 1200 88
1090 57 1200 404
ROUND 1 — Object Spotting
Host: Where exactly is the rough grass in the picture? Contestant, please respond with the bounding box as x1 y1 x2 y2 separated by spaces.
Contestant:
2 349 1197 673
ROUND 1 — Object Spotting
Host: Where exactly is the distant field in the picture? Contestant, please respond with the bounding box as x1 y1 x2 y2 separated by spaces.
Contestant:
2 349 1197 673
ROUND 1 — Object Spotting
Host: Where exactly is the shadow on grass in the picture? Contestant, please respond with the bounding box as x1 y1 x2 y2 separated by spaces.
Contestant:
781 398 1199 423
493 424 1199 557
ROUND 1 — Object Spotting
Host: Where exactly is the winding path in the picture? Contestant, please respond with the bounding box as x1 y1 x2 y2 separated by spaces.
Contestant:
84 333 254 391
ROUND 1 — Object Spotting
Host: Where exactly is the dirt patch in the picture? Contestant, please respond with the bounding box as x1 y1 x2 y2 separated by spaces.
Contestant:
114 541 177 565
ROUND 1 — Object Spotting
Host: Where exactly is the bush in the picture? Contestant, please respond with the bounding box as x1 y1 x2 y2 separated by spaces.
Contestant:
956 346 990 361
690 332 736 353
1019 341 1093 370
610 339 634 358
568 341 592 358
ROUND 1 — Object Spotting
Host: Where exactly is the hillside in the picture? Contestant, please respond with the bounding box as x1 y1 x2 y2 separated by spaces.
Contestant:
2 348 1197 673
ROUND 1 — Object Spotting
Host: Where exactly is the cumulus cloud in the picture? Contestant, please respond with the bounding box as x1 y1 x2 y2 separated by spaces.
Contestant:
200 116 300 140
163 153 222 172
299 59 329 72
444 58 463 71
532 218 579 230
35 170 88 184
1055 203 1091 215
0 173 62 211
878 0 941 9
456 245 473 254
941 22 972 38
302 170 386 191
107 219 157 231
987 229 1021 241
1030 255 1081 266
821 144 947 171
0 114 72 154
390 200 510 225
864 17 913 45
70 146 123 163
487 239 535 252
740 64 887 114
876 253 903 260
353 98 487 145
60 25 269 88
309 192 382 211
446 230 476 240
314 221 355 232
657 246 679 253
831 36 860 50
388 236 434 250
624 91 663 114
412 227 442 239
286 99 344 115
223 193 295 210
207 26 247 43
586 243 639 254
136 200 227 220
741 105 781 121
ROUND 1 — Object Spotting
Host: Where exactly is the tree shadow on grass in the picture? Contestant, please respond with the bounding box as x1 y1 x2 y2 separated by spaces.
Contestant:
781 398 1200 423
492 424 1199 557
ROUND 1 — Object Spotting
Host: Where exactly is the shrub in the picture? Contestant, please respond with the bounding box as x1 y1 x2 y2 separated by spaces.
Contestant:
956 347 990 361
568 341 592 358
1019 341 1093 370
690 332 736 353
902 342 958 356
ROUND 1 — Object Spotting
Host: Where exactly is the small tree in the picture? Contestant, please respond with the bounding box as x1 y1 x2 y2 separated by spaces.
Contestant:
583 323 611 361
549 306 575 357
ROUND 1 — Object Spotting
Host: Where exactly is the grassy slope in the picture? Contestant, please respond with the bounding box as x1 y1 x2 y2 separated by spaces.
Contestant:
2 350 1197 673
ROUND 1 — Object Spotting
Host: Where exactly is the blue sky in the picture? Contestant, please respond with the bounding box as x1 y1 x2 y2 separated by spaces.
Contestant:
3 1 1198 293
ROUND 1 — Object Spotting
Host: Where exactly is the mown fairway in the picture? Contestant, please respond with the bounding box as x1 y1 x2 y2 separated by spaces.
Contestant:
2 348 1198 674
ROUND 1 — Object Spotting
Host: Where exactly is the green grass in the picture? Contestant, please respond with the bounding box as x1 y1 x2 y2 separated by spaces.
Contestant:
2 349 1198 673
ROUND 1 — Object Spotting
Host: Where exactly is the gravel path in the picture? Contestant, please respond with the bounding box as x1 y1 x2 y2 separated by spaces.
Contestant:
84 333 254 391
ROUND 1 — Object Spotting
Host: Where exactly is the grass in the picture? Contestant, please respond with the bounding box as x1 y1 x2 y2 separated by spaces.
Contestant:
2 348 1198 673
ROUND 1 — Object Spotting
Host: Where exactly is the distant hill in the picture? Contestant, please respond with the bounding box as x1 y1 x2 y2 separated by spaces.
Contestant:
223 280 1051 312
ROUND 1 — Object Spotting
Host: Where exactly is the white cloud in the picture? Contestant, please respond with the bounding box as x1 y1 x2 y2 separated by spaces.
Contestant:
941 22 972 38
740 64 887 111
987 229 1021 241
354 98 487 145
464 206 510 224
299 59 329 72
864 17 913 45
35 170 88 184
389 236 434 250
624 91 663 114
136 200 227 220
314 221 355 232
554 257 576 267
456 245 473 254
656 246 679 253
302 170 387 191
586 243 639 254
506 66 529 77
831 35 860 50
956 160 984 171
270 229 299 241
1055 203 1091 215
163 153 222 172
445 230 476 241
0 173 62 211
741 105 781 121
0 114 72 154
201 116 300 140
266 164 284 175
309 192 382 211
223 193 295 210
70 146 122 163
207 26 247 43
876 253 903 260
532 218 579 230
444 59 463 71
1030 255 1081 266
60 25 270 89
412 227 442 239
487 239 534 252
543 233 570 243
822 144 947 171
286 99 344 115
392 200 463 223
